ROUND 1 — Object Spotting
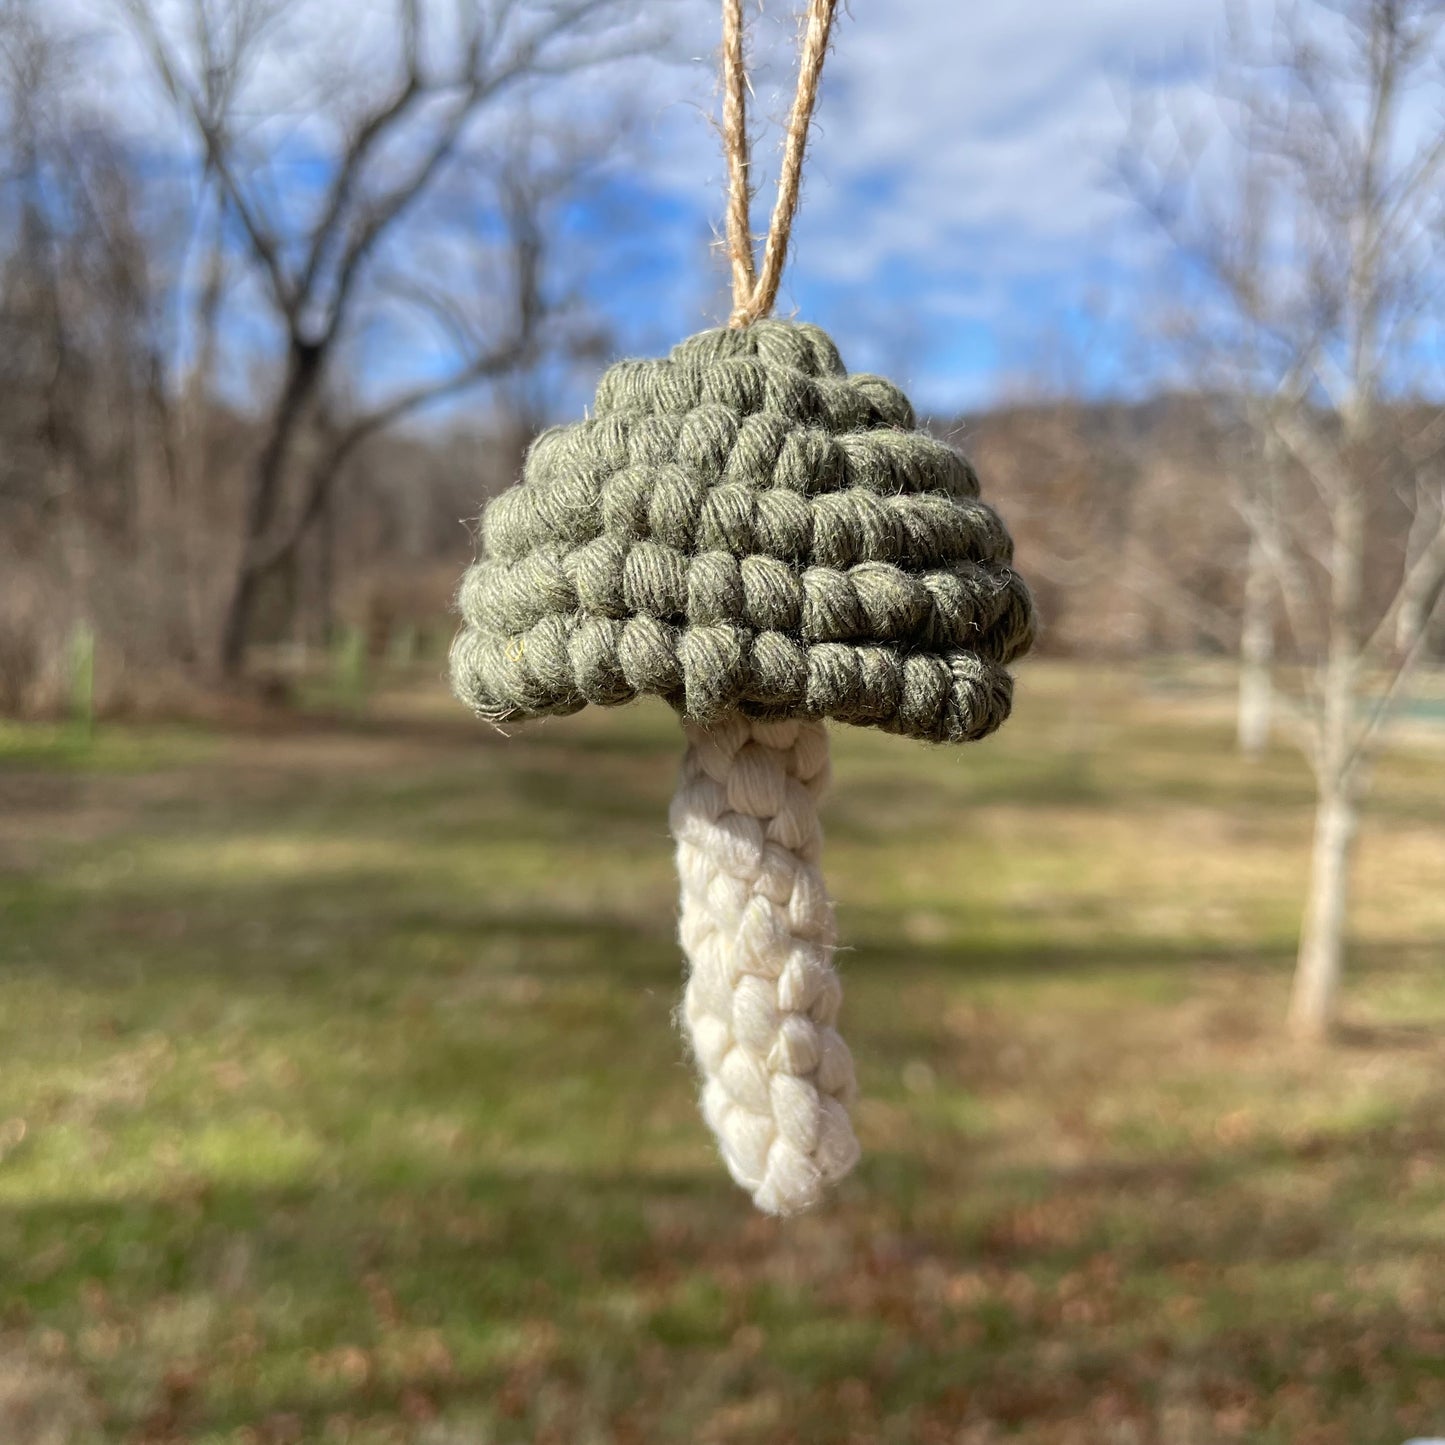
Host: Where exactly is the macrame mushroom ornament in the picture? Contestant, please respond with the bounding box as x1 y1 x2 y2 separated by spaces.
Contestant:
450 0 1035 1216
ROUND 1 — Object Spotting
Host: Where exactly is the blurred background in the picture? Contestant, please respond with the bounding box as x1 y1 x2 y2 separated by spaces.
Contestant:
3 0 1444 1441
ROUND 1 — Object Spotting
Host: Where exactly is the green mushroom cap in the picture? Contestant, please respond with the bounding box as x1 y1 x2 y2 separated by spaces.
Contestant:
450 320 1035 744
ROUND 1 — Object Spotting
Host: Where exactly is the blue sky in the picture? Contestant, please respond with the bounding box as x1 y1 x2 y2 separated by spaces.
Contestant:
62 0 1237 416
575 0 1228 411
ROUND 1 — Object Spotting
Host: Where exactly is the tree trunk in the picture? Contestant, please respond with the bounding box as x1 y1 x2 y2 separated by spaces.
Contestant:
1285 397 1365 1040
1287 783 1358 1043
216 341 324 677
218 561 267 678
1237 528 1274 757
1395 554 1444 657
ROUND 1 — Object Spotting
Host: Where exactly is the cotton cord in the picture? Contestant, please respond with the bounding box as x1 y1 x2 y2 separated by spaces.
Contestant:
672 713 859 1214
723 0 839 328
451 321 1033 745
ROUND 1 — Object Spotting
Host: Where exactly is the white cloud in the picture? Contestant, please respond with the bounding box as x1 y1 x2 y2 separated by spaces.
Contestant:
620 0 1231 405
52 0 1237 408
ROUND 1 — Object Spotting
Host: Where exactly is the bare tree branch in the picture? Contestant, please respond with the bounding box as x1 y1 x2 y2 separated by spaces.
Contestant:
1122 0 1445 1040
111 0 653 673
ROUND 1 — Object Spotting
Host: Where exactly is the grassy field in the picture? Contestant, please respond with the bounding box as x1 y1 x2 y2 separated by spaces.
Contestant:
2 662 1443 1445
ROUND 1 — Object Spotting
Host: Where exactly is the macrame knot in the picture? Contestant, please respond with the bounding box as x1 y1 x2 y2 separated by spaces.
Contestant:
451 320 1035 744
449 0 1033 1215
450 319 1035 1215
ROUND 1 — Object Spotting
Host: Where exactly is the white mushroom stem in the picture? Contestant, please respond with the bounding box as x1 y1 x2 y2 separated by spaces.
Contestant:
669 714 860 1215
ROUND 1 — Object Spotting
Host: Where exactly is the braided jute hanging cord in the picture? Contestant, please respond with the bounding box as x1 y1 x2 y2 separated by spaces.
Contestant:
448 0 1034 1218
722 0 839 329
669 0 855 1216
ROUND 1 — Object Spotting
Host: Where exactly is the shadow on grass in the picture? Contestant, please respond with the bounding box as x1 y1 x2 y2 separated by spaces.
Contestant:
233 694 685 762
4 1163 720 1437
8 1107 1445 1441
8 842 1445 1003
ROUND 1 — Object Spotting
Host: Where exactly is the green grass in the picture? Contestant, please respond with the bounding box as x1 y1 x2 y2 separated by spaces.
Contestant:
1 662 1443 1444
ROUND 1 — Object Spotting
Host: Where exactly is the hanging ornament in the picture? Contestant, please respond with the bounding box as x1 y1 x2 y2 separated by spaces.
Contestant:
451 0 1035 1215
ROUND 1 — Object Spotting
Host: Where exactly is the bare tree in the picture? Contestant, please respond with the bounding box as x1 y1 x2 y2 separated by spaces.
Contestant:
1126 0 1445 1039
118 0 652 675
0 0 199 708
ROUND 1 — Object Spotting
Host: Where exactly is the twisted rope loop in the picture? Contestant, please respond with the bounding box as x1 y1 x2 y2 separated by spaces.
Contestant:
722 0 839 328
672 714 859 1214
